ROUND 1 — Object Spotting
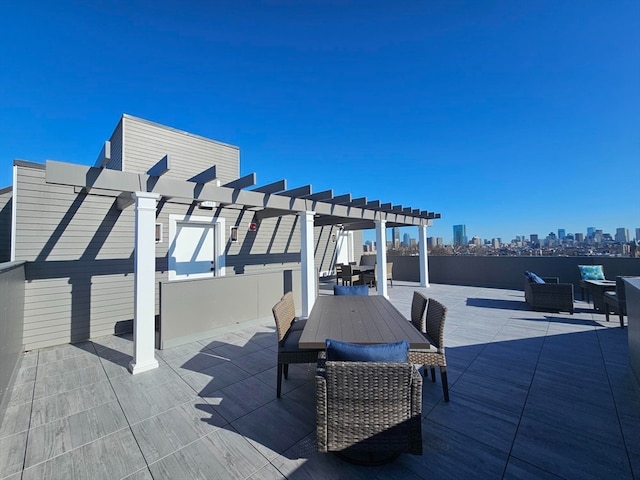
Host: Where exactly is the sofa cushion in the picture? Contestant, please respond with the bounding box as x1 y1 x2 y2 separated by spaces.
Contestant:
524 271 545 284
578 265 605 281
325 338 409 362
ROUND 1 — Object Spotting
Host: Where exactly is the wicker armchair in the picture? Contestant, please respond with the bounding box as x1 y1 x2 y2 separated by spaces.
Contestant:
523 277 574 314
407 295 449 402
272 292 320 398
315 357 423 460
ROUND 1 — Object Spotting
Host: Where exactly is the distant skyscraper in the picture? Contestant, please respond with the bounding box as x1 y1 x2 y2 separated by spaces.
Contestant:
636 228 640 242
587 227 595 238
453 225 467 246
558 229 566 240
392 227 400 247
403 233 410 247
491 238 500 249
575 233 584 242
615 228 630 243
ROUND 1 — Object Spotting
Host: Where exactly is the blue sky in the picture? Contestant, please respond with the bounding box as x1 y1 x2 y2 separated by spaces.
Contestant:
1 1 638 244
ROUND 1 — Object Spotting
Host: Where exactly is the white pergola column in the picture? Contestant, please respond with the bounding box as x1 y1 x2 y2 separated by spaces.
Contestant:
300 211 316 317
419 224 430 288
129 192 161 375
375 220 388 298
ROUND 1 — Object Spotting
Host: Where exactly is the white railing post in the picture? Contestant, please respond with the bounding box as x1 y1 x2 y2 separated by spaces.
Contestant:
375 220 388 297
419 224 430 287
300 211 316 317
129 192 161 374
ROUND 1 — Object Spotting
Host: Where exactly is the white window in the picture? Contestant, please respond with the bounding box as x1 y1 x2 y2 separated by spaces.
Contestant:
168 215 225 281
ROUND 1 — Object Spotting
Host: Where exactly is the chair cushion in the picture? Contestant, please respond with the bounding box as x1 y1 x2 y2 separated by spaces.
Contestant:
578 265 605 280
524 271 545 284
325 338 409 362
333 285 369 296
279 327 304 352
289 318 307 332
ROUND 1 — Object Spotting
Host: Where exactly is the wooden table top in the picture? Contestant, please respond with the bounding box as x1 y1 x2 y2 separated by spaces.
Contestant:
299 295 430 350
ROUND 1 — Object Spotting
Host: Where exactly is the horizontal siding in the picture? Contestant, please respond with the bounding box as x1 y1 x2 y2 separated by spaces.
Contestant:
105 119 123 170
122 116 239 184
0 189 12 262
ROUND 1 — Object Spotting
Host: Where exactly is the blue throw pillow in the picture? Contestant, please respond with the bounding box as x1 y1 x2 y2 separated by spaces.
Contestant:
524 271 545 284
333 285 369 296
578 265 605 281
325 338 409 362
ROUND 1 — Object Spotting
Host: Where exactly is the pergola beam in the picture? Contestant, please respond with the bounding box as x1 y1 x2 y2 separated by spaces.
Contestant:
45 160 438 228
224 173 256 190
187 165 217 184
252 179 286 194
147 155 170 177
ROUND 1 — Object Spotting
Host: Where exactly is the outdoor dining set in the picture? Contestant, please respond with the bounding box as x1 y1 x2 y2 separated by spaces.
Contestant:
271 273 448 463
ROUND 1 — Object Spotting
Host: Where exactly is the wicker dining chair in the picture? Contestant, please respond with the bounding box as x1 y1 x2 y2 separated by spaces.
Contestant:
408 296 449 402
272 292 320 398
341 264 361 286
315 357 423 460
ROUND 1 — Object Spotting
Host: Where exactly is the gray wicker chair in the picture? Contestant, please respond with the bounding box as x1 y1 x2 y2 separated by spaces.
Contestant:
340 264 361 286
362 262 394 288
408 295 449 402
604 276 631 328
315 356 422 460
524 277 574 314
272 292 320 398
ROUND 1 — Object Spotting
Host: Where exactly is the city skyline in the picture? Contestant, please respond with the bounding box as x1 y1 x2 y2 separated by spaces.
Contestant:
364 223 640 246
0 2 637 242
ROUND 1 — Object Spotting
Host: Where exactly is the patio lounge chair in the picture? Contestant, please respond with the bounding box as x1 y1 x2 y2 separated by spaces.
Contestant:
523 273 574 314
272 292 320 398
577 264 606 302
407 295 450 402
315 353 422 461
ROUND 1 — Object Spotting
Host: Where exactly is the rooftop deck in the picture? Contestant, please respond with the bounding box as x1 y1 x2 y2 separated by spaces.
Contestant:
1 283 638 480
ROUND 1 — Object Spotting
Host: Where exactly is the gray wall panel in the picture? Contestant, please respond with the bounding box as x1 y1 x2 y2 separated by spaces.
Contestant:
121 115 239 183
0 262 25 429
391 254 640 291
160 269 301 348
626 278 640 385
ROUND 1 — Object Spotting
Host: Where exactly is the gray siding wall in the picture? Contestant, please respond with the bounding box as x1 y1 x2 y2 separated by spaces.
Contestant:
120 115 239 183
105 119 123 170
0 187 12 262
14 164 137 349
0 261 25 427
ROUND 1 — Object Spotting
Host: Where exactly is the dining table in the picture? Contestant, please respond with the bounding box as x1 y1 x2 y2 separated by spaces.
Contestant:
298 295 430 350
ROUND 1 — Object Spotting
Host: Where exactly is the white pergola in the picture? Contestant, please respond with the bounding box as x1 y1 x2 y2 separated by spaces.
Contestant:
45 155 440 374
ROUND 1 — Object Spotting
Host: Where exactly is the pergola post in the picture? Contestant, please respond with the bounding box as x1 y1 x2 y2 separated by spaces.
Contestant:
129 191 161 374
375 220 388 297
419 224 430 287
300 210 316 317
